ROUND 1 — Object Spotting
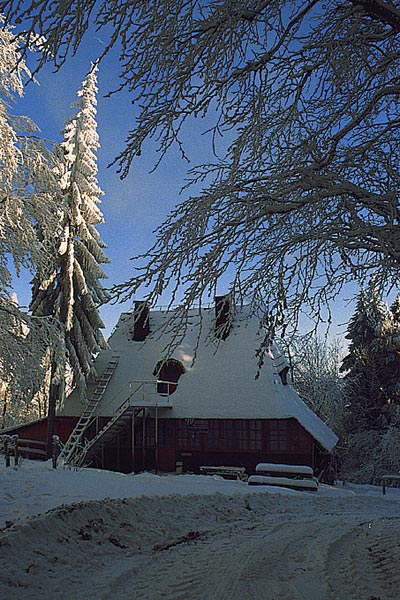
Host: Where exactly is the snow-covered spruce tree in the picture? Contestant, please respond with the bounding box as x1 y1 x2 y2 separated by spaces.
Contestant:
341 281 389 434
30 64 109 445
390 292 400 324
2 1 400 342
0 20 65 422
339 282 400 481
380 294 400 409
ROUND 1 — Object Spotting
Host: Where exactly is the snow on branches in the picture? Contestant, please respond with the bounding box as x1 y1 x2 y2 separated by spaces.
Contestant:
0 21 66 417
30 64 109 394
3 1 400 340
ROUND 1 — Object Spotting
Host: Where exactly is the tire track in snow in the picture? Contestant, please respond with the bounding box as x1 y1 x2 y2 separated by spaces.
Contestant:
119 519 334 600
326 517 400 600
1 493 400 599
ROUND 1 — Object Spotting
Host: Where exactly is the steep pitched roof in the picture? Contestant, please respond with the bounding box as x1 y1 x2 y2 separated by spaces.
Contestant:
62 306 338 452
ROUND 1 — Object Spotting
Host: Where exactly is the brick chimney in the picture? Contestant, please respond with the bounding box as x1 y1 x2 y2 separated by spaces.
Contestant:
132 301 150 341
214 294 233 340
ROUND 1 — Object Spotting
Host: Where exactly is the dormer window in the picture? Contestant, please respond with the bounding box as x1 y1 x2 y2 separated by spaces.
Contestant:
153 358 185 395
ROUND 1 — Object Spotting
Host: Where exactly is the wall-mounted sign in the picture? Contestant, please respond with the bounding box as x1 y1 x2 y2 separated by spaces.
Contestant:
185 418 209 433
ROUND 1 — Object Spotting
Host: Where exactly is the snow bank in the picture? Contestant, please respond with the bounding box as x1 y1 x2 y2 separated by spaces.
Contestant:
2 459 400 529
0 459 302 527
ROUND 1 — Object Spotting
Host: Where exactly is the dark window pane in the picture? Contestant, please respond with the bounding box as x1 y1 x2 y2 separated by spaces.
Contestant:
269 420 288 451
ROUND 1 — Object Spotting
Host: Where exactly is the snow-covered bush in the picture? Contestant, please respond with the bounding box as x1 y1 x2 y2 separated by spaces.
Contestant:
340 426 400 483
290 335 345 436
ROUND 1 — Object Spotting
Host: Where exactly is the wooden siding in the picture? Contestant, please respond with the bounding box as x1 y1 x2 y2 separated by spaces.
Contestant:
3 416 318 474
2 417 78 445
129 417 314 473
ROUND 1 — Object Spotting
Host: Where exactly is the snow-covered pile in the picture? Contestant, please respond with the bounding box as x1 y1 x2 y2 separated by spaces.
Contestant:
1 459 306 527
1 460 400 599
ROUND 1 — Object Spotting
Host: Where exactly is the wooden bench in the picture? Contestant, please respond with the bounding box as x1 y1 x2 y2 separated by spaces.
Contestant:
199 465 247 481
248 475 318 491
248 462 318 492
381 474 400 495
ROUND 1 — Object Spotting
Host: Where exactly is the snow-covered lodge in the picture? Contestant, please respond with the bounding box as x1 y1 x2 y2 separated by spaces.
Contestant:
7 297 338 478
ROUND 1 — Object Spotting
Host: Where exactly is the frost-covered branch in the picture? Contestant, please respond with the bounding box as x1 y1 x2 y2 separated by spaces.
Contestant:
0 22 66 414
3 2 400 339
289 334 345 432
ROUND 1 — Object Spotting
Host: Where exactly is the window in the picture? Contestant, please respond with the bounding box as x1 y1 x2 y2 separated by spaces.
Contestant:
219 420 233 450
177 419 201 449
206 420 262 451
235 420 262 450
269 420 288 451
153 359 185 395
207 421 219 449
206 420 234 450
158 420 175 448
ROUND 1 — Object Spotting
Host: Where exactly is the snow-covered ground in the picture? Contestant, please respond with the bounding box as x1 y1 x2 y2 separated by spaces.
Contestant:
1 459 400 599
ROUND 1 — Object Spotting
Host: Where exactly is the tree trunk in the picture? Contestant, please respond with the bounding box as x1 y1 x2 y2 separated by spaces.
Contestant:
1 393 7 429
46 362 62 458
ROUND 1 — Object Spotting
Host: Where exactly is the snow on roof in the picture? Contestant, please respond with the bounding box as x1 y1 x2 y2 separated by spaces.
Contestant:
63 305 338 451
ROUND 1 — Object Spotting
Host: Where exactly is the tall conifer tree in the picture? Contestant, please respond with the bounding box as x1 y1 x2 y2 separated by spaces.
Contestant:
381 293 400 408
340 285 400 480
340 280 400 434
31 64 109 447
341 282 387 433
390 293 400 325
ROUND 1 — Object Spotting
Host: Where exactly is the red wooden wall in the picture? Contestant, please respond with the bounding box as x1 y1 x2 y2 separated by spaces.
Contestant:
2 416 78 445
4 416 319 475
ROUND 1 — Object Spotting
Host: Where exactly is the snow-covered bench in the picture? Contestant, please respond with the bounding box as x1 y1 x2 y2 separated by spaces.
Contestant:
248 463 318 492
255 463 314 479
199 465 247 481
381 474 400 495
248 475 318 491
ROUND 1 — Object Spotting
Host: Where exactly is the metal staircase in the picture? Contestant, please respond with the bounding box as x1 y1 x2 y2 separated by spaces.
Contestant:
72 405 140 468
60 356 119 466
67 379 173 468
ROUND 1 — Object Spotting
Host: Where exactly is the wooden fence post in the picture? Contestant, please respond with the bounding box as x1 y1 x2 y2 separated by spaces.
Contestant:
4 435 10 467
52 435 62 469
12 435 19 466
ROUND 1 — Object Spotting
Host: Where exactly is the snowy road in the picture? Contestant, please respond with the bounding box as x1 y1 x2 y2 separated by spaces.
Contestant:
86 513 400 600
1 492 399 599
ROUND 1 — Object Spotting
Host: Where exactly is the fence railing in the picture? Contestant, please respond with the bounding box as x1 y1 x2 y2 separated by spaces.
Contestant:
0 434 47 466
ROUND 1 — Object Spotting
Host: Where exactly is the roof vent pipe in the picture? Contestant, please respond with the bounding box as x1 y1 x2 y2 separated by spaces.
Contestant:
132 301 150 341
214 294 233 340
